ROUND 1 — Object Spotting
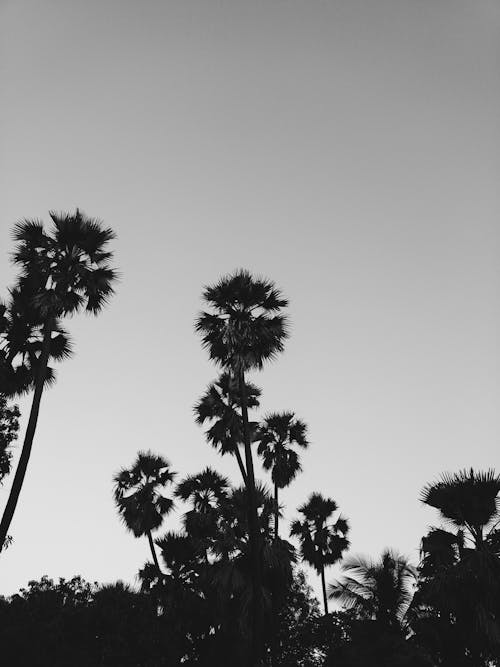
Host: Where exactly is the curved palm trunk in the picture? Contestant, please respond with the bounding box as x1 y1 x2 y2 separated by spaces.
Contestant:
239 368 264 666
147 530 162 575
320 563 328 615
0 322 52 553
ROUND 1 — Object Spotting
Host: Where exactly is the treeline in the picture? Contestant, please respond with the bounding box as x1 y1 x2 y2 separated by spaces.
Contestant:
1 211 499 666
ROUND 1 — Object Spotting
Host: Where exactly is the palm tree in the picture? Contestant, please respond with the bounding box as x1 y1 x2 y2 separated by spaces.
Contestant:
194 372 261 484
329 549 416 631
290 492 350 615
416 468 500 662
195 269 289 665
0 210 116 552
113 451 176 574
420 468 500 548
256 412 308 540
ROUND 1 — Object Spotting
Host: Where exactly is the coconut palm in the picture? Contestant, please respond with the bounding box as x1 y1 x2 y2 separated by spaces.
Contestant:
194 372 261 484
329 549 416 631
256 412 309 540
195 269 289 665
114 451 175 574
0 210 117 552
290 492 350 615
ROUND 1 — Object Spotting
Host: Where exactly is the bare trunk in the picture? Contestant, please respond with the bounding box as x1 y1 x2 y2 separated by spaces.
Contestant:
274 482 279 541
239 368 264 666
0 322 53 553
147 530 162 575
234 444 248 485
321 563 328 615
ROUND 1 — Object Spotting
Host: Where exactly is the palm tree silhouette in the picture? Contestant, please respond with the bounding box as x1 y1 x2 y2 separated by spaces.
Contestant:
329 549 416 631
176 467 230 513
421 468 500 548
114 451 175 574
194 372 261 484
417 468 500 660
290 492 349 615
195 269 289 665
256 412 308 540
0 210 116 552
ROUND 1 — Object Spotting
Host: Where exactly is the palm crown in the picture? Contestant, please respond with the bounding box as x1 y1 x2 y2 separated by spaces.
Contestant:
12 210 117 319
195 269 289 372
194 372 261 456
176 467 230 513
113 451 176 537
420 468 500 542
256 412 309 489
329 549 416 630
291 493 350 573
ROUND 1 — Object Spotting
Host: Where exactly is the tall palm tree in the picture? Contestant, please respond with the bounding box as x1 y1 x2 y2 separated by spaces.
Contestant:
194 372 261 484
113 451 176 574
195 269 289 665
329 549 416 631
256 412 308 540
290 492 350 615
0 210 116 552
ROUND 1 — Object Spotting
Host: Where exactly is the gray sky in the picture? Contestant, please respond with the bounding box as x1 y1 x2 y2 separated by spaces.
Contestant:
0 0 499 599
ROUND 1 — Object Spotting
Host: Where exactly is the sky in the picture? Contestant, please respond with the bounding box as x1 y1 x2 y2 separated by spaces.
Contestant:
0 0 499 600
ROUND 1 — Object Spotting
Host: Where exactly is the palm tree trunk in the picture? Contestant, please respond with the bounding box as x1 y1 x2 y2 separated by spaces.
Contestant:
274 482 279 541
239 368 264 666
147 530 162 574
0 322 52 553
234 444 248 485
320 564 328 615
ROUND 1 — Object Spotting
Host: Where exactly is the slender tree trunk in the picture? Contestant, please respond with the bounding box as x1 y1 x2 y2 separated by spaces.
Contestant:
320 564 328 615
147 530 162 575
234 444 248 485
0 322 53 553
270 481 280 666
274 482 279 541
239 367 264 666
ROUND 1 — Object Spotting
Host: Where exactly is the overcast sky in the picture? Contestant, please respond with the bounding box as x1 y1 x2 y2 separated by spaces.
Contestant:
0 0 499 599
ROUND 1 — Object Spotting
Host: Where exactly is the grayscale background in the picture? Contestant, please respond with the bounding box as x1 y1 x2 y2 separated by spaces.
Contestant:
0 0 498 598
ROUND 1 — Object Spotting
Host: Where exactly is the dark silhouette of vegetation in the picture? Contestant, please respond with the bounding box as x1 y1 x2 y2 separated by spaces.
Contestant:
1 243 499 666
256 412 309 540
113 451 176 574
0 396 20 486
412 469 500 666
0 210 117 552
195 270 289 665
291 492 350 615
